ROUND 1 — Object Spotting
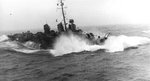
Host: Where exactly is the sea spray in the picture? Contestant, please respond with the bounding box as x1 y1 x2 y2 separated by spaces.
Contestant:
0 35 9 42
50 34 150 56
50 34 103 56
0 35 40 53
143 30 150 34
23 41 41 49
103 35 150 52
0 41 40 53
12 48 40 53
1 34 150 56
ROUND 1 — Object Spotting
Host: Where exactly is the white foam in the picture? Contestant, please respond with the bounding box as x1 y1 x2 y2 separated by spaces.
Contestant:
50 34 103 56
0 41 20 48
0 34 149 56
12 48 40 53
23 41 41 49
102 35 150 52
143 30 150 34
50 34 150 56
0 35 9 42
0 39 40 53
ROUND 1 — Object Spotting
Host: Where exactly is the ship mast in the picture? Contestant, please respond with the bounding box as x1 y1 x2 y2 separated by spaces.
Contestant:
60 0 67 31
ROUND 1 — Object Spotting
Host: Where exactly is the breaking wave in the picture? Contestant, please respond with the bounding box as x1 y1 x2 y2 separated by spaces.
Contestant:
143 30 150 34
50 34 102 56
0 34 150 56
0 35 40 53
23 41 41 49
0 35 9 42
50 34 150 56
103 35 150 52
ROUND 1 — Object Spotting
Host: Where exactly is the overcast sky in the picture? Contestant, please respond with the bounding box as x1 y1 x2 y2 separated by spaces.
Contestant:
1 0 150 32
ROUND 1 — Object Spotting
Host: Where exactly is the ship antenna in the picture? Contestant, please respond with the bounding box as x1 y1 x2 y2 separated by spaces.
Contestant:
60 0 67 31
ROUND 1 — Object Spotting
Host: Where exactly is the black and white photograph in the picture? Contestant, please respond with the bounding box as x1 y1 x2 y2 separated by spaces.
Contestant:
1 0 150 81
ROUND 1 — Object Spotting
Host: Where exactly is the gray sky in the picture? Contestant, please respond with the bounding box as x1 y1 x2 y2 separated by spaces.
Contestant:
1 0 150 32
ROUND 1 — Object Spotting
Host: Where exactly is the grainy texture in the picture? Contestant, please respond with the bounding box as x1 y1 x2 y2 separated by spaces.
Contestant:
1 25 150 81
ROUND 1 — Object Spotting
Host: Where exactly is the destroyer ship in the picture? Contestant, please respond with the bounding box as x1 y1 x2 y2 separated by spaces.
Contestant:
7 0 110 49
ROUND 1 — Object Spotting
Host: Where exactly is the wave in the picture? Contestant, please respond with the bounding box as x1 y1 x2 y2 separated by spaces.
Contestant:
12 48 40 54
50 34 103 56
1 34 150 56
143 30 150 34
0 35 41 54
0 41 41 53
0 35 9 42
50 34 150 56
23 41 41 49
103 35 150 52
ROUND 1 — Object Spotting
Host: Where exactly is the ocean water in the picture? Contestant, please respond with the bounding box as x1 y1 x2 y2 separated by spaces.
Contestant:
1 25 150 81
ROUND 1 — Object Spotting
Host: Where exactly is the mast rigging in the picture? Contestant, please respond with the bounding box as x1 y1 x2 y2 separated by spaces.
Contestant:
59 0 67 31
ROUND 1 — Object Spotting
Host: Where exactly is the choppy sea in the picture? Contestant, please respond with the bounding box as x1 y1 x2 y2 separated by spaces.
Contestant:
1 25 150 81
